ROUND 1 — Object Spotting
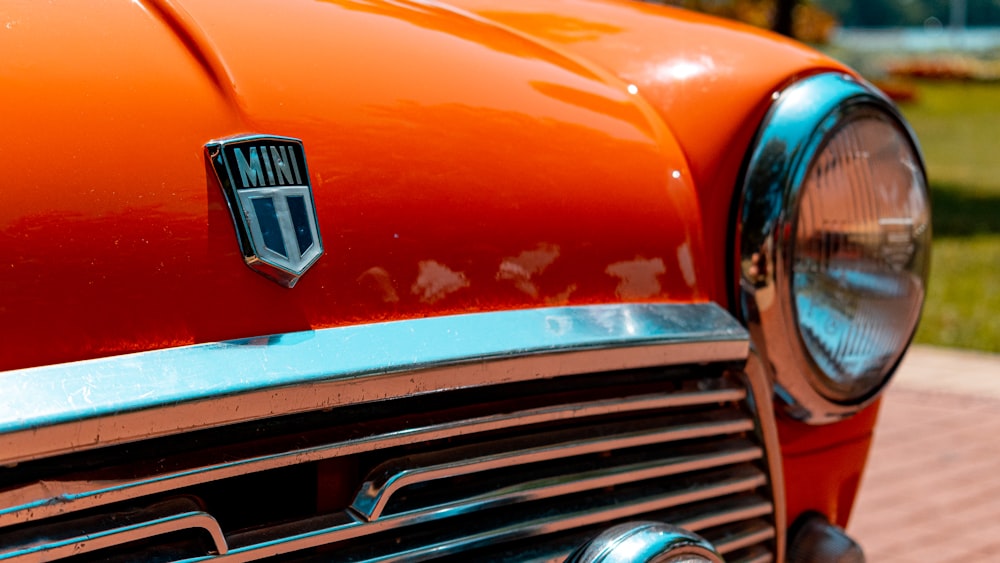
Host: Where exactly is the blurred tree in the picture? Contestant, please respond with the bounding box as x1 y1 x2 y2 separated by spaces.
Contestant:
774 0 798 35
656 0 838 42
815 0 1000 27
793 3 839 42
660 0 1000 38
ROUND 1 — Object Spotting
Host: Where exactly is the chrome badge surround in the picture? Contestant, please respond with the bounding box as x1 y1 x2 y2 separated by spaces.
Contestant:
206 135 323 288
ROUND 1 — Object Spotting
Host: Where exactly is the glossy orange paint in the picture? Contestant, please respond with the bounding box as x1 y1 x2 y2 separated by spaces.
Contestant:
447 0 853 300
2 0 876 534
2 0 708 371
778 400 881 526
446 0 874 527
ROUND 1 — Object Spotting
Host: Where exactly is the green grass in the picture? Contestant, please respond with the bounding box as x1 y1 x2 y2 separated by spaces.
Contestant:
897 81 1000 352
917 236 1000 351
902 82 1000 192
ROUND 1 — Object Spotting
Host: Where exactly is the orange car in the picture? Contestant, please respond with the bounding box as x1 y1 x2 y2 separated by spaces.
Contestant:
0 0 930 561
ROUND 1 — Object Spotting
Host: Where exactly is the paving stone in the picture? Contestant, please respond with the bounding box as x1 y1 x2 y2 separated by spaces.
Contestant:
846 346 1000 561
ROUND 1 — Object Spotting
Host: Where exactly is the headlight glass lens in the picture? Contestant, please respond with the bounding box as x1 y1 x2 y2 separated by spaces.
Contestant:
792 109 930 401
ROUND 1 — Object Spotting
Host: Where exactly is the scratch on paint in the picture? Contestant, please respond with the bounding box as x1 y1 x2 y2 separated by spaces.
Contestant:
606 257 666 299
497 243 560 299
358 267 400 303
677 242 697 288
412 260 469 304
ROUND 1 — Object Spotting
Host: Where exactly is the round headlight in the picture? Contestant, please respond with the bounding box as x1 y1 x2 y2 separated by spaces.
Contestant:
793 108 930 401
738 73 930 422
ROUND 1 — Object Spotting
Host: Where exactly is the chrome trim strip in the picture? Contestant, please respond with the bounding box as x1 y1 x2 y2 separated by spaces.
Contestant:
679 498 774 532
372 449 770 525
737 72 926 423
0 389 745 527
0 303 747 466
200 470 768 561
354 417 756 521
710 522 776 555
731 547 774 563
0 499 227 561
384 445 761 526
742 353 786 563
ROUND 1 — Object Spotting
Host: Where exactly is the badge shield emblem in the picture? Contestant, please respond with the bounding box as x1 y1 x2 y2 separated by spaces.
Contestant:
206 135 323 288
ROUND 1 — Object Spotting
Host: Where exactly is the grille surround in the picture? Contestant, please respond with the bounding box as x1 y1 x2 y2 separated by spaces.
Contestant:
0 303 783 562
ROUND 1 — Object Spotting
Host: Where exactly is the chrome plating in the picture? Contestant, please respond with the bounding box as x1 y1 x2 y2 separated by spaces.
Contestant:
0 387 749 527
0 303 747 466
565 522 723 563
351 415 759 521
206 134 323 288
220 469 769 561
737 72 927 423
0 498 227 561
0 305 779 562
743 352 787 563
1 381 776 562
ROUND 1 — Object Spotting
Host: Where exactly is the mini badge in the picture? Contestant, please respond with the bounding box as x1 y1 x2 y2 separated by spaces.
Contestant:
206 135 323 288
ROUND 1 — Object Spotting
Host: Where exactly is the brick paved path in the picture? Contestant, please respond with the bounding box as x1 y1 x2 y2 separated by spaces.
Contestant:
847 346 1000 562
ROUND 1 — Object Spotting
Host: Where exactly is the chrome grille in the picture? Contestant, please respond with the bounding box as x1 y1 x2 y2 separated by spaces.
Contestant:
0 304 776 562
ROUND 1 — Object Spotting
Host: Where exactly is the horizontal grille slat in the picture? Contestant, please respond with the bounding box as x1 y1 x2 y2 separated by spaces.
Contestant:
368 439 763 524
0 498 226 562
702 518 777 554
676 494 774 531
730 546 776 563
354 412 756 520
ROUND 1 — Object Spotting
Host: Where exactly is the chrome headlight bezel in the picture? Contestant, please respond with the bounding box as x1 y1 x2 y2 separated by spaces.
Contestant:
737 72 930 424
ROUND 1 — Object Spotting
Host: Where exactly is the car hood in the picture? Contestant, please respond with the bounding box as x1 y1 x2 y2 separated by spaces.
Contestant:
0 0 838 370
